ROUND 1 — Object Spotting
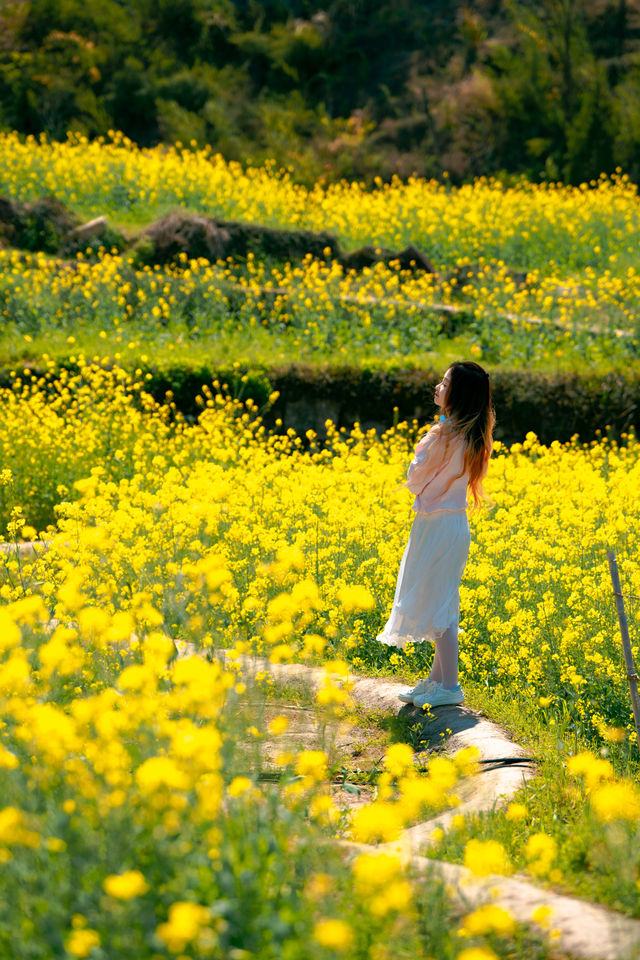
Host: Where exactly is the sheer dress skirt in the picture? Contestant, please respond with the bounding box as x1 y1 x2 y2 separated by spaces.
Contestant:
376 509 471 649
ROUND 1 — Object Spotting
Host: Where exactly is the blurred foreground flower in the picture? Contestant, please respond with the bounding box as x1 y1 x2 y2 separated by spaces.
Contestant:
103 870 149 900
313 918 354 950
463 839 511 877
458 904 515 937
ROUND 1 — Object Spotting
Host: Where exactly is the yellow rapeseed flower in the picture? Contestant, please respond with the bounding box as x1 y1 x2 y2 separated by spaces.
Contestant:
463 839 511 877
338 584 375 612
525 833 557 877
0 807 40 848
352 852 403 894
156 901 211 953
295 750 328 781
135 757 191 794
227 777 252 797
350 802 405 843
458 904 516 937
65 928 100 958
505 803 527 822
567 752 614 791
267 716 289 735
456 949 499 960
383 742 415 778
313 918 354 951
590 782 640 822
103 870 149 900
531 904 554 929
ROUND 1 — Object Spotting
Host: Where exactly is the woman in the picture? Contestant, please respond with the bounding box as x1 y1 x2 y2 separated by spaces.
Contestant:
377 361 495 708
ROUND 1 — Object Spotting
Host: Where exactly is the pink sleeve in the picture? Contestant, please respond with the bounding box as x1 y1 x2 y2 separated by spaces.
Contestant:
406 428 442 494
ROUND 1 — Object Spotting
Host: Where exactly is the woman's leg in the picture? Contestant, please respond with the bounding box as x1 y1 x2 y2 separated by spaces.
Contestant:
434 623 459 689
428 645 443 683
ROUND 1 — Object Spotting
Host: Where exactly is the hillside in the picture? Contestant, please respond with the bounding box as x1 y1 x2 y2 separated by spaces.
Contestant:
2 0 640 184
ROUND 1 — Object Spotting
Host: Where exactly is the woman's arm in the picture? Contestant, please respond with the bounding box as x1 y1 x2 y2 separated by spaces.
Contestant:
406 426 442 494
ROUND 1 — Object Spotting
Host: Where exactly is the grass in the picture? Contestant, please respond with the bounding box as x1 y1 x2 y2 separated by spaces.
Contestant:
2 245 640 382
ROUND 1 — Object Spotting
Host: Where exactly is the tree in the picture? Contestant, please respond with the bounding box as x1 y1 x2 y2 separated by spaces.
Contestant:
491 0 617 180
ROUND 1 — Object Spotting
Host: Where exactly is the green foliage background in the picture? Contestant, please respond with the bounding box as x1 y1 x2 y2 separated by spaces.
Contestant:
3 0 640 185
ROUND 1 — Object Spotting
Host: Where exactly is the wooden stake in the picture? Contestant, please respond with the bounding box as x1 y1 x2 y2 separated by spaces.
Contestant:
607 551 640 751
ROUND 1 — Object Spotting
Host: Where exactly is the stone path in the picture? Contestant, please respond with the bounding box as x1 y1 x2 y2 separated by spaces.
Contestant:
338 843 640 960
225 653 536 822
0 540 43 559
221 651 640 960
411 857 640 960
248 700 383 811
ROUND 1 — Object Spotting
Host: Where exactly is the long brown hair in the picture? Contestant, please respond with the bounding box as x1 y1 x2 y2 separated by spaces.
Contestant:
444 361 495 508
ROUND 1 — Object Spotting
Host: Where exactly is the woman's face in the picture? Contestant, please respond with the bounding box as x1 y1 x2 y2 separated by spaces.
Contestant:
434 369 452 410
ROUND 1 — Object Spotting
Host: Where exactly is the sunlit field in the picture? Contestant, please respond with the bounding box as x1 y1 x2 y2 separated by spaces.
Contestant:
2 133 638 269
2 133 640 372
2 364 640 956
2 364 638 750
3 246 640 373
4 133 640 956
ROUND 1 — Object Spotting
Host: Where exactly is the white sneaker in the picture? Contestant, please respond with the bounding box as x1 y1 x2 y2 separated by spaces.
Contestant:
413 683 465 709
397 678 439 703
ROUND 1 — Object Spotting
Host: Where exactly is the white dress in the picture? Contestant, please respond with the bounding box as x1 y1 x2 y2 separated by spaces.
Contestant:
376 424 471 648
376 509 470 648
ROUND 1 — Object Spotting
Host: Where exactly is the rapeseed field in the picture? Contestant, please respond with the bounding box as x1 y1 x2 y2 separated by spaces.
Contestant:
1 363 640 957
2 364 637 752
2 132 640 370
3 134 640 957
2 132 638 270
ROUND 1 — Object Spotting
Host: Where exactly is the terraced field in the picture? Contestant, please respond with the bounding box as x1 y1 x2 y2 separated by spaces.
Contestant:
2 133 640 959
1 132 640 374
